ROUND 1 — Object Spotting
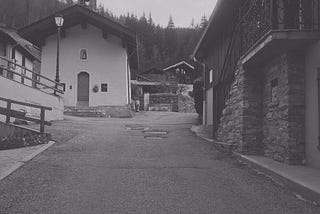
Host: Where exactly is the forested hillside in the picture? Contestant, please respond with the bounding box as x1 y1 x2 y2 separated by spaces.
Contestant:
0 0 208 73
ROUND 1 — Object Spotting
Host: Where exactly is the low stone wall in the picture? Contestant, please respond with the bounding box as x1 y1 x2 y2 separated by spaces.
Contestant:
149 93 179 112
65 105 133 118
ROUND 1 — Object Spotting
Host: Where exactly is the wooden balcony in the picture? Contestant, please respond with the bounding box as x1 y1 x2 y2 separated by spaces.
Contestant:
241 0 320 66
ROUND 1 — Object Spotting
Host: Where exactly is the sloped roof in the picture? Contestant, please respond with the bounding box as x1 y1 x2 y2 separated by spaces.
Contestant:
192 0 241 59
0 27 41 61
19 4 136 48
163 61 194 71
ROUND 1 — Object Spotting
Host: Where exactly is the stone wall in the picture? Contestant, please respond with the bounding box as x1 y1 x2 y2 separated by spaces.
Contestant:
216 67 244 146
216 64 263 155
287 52 306 164
263 54 290 162
262 52 305 164
149 93 179 112
215 51 305 164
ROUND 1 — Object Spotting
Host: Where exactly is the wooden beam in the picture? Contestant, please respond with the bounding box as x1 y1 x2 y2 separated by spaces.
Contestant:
0 107 52 126
0 97 52 111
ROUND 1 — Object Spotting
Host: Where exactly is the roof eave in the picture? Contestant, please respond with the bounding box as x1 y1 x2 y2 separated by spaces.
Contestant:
19 5 136 46
163 61 195 71
192 0 225 59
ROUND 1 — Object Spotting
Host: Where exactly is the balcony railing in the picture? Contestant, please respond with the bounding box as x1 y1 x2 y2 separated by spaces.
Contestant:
241 0 320 54
0 56 65 95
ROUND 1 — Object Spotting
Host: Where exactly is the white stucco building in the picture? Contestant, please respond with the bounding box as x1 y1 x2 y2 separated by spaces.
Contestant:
0 26 64 121
19 5 137 115
0 27 40 87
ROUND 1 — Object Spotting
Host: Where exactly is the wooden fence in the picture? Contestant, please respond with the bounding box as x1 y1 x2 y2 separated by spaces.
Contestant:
0 97 52 133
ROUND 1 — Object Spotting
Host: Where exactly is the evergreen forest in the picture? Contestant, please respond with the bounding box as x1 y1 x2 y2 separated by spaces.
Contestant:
0 0 208 73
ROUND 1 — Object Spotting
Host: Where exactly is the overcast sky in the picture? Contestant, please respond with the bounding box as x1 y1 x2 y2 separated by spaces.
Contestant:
97 0 217 27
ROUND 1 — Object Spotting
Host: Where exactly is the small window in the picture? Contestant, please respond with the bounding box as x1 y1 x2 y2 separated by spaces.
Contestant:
101 83 108 92
80 49 87 60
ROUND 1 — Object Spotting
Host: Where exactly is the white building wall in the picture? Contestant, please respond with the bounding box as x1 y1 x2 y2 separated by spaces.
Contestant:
40 24 129 107
305 41 320 169
0 76 64 121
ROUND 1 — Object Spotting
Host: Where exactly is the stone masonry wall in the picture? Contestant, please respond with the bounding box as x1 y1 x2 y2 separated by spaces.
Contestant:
216 64 263 155
216 51 305 164
149 93 179 112
216 66 244 146
287 52 306 164
263 52 305 164
263 54 290 162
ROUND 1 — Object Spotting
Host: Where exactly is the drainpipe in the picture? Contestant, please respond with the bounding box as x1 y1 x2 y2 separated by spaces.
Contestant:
317 68 320 151
193 57 206 125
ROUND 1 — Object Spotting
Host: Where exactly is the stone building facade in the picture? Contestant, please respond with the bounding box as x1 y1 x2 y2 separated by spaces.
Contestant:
216 52 306 164
193 0 320 168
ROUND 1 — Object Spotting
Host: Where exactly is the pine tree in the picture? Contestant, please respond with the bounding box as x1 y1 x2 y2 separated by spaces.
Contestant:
190 18 195 28
147 12 154 26
97 3 105 15
0 0 203 75
167 15 175 29
200 14 209 30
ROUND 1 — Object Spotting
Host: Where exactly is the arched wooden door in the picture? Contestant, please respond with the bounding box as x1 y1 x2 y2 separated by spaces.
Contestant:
77 72 89 108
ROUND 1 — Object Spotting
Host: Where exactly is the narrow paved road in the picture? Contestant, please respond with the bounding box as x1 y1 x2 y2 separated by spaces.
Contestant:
0 112 319 214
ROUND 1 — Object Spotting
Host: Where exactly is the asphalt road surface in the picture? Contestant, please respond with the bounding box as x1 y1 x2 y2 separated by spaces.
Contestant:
0 112 319 214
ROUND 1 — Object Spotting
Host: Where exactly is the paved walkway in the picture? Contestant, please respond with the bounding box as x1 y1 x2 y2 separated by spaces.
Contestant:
192 124 320 205
0 142 55 181
0 112 319 213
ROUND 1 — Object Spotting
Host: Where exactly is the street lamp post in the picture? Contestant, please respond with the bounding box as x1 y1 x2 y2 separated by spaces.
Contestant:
54 14 64 95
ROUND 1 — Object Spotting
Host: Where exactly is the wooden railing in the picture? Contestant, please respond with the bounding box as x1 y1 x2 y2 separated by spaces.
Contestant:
0 97 52 133
241 0 320 54
0 56 65 95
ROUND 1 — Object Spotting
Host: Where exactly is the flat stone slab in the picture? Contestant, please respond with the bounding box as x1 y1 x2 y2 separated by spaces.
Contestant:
143 131 168 135
144 136 168 140
125 124 150 131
